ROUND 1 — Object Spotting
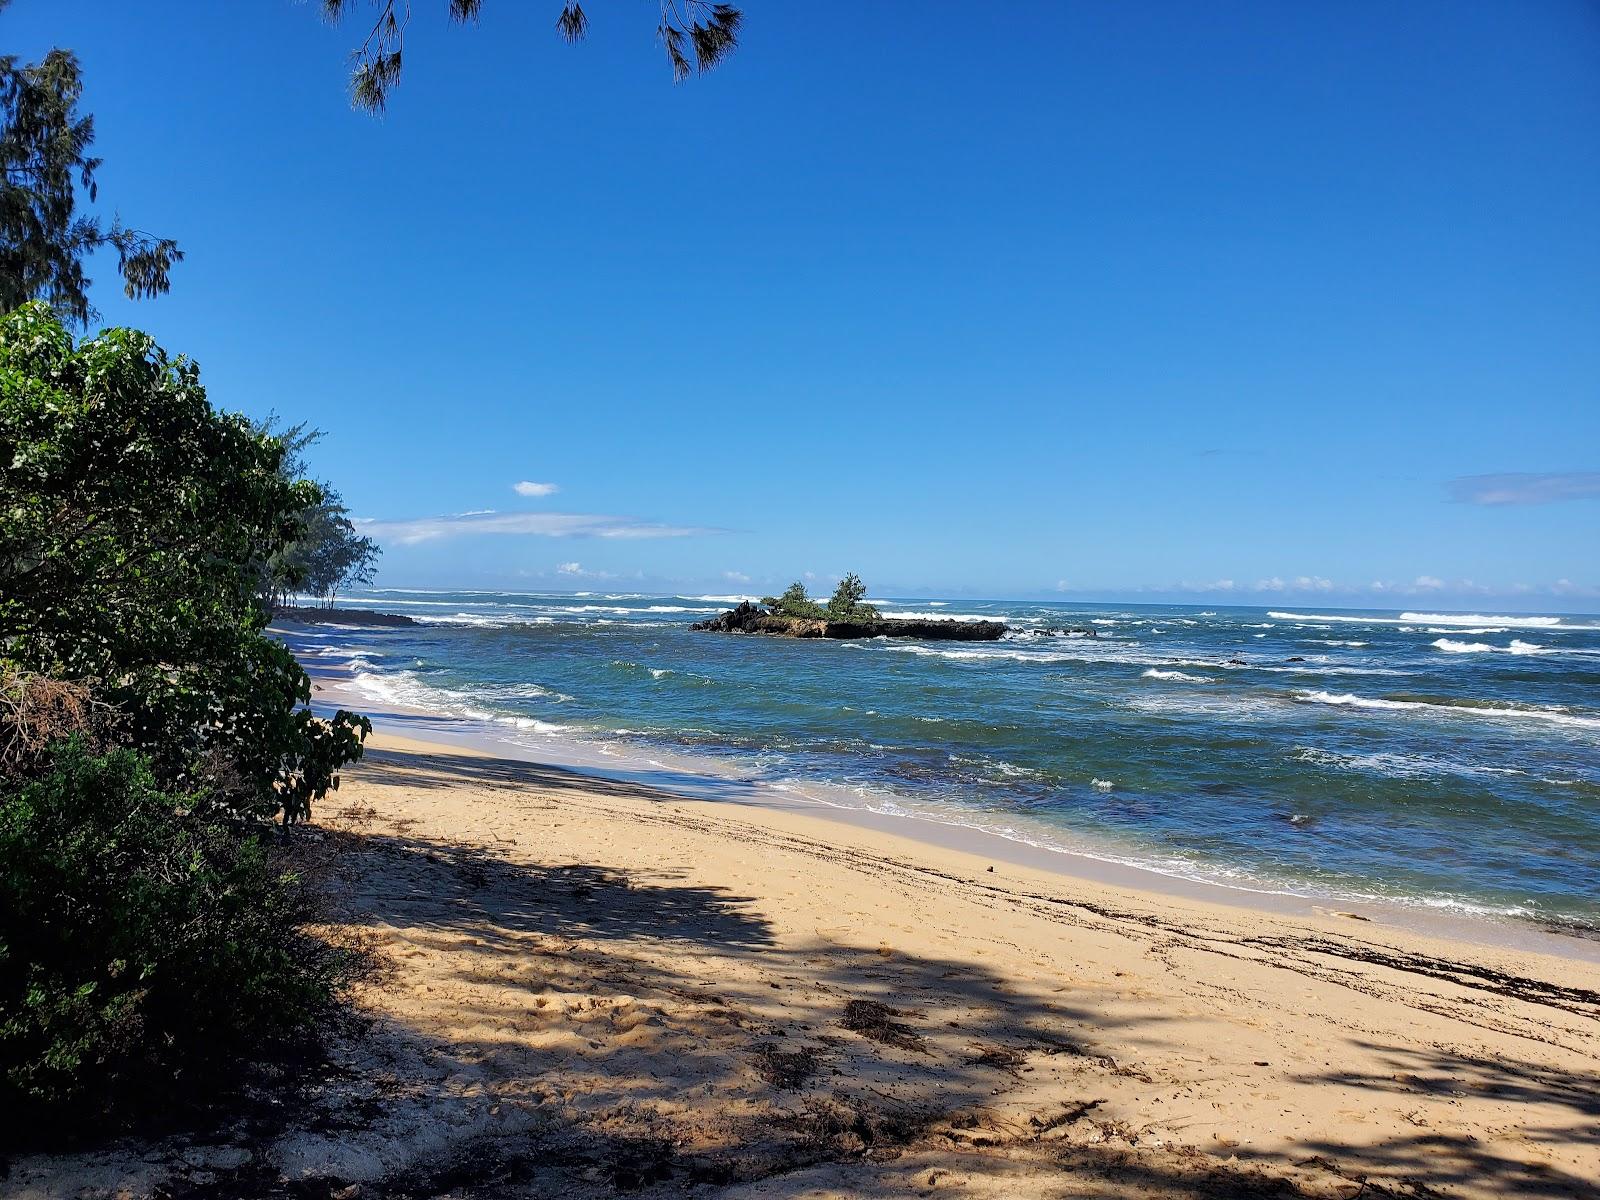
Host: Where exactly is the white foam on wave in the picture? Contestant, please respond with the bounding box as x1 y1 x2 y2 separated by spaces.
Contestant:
884 642 1405 676
344 663 576 738
1270 610 1593 631
1432 638 1552 656
423 612 555 627
1291 746 1531 782
1295 690 1600 730
1141 668 1208 683
1404 612 1563 628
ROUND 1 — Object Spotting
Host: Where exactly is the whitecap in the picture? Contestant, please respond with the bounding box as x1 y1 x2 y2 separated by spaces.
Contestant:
1269 610 1597 631
1294 690 1600 730
1432 638 1554 656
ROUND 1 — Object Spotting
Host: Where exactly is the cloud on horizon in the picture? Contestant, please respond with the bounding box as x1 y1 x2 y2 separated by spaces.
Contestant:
513 480 560 497
1447 471 1600 506
355 509 717 546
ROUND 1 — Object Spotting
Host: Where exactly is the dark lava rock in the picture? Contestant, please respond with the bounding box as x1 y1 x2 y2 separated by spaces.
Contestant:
273 606 418 627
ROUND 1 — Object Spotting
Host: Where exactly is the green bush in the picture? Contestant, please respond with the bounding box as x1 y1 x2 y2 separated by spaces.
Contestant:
0 740 350 1127
0 302 368 823
826 573 879 622
761 581 826 620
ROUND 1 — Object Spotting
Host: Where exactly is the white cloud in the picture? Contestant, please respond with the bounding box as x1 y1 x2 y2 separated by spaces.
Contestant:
723 570 751 583
354 509 716 546
1447 471 1600 506
554 561 620 579
1412 575 1445 591
1551 578 1600 598
513 480 560 497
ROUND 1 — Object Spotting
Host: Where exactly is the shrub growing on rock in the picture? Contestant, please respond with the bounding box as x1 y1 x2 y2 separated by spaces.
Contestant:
762 581 826 620
825 573 880 622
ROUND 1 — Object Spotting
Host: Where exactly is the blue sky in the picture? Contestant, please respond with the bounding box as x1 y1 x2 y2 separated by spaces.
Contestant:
9 1 1599 608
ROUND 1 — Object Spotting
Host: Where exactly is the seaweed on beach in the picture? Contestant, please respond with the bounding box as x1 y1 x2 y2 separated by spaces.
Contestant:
751 1041 823 1088
838 998 926 1052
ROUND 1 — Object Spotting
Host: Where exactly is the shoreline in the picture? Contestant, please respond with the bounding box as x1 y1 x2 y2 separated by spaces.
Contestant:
295 629 1600 965
23 680 1600 1197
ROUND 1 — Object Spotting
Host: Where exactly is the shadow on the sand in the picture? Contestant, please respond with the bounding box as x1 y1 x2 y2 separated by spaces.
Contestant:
339 826 778 952
347 745 801 807
1271 1041 1600 1198
18 745 1598 1200
305 748 1600 1200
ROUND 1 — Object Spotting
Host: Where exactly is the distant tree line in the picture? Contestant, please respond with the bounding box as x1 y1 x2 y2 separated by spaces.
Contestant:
255 420 380 611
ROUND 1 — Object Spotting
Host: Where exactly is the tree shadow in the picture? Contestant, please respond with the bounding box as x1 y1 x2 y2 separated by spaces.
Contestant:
1267 1040 1600 1198
345 745 803 807
323 826 777 952
13 748 1600 1200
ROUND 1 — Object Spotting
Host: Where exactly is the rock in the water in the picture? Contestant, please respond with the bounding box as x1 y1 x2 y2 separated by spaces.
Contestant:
692 601 1007 641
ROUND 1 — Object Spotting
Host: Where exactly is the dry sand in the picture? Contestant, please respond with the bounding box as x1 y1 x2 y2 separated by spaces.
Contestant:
11 730 1600 1199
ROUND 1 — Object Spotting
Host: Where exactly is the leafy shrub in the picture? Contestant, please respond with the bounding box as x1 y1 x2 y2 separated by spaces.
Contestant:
762 580 826 620
0 302 367 822
826 573 880 622
0 740 351 1129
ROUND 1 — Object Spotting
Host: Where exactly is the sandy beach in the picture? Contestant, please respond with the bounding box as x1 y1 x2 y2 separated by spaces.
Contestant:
15 720 1599 1199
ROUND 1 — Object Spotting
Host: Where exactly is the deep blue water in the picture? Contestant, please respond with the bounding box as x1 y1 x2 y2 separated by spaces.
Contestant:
296 590 1600 930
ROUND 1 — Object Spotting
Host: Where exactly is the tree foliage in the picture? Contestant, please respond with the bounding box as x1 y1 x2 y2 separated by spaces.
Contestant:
320 1 743 113
255 420 381 610
0 50 181 326
0 302 367 823
0 740 352 1127
826 573 879 622
762 580 825 620
762 577 880 622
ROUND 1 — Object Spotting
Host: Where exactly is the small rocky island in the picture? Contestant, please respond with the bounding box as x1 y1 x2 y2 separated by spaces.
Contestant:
692 576 1009 641
694 600 1008 641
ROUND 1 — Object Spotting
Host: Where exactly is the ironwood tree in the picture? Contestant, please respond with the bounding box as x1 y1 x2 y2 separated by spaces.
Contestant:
320 1 744 112
0 47 181 326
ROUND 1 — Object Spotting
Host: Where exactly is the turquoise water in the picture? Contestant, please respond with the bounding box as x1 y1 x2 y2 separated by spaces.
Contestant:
298 590 1600 930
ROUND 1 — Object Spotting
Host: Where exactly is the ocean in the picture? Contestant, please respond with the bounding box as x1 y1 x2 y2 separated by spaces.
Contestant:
292 589 1600 933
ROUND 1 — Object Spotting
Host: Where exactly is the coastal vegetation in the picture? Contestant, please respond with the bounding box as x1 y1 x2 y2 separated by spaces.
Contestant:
0 18 406 1137
704 579 1007 641
256 420 382 612
0 303 368 1132
762 575 882 623
0 45 181 325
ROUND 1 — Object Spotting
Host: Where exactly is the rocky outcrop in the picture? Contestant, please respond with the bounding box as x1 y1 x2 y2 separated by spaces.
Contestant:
273 606 419 627
692 602 1008 641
